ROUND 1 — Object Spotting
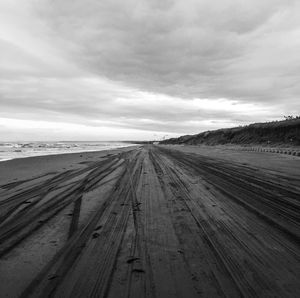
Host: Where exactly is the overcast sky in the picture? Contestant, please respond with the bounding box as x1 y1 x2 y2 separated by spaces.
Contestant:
0 0 299 141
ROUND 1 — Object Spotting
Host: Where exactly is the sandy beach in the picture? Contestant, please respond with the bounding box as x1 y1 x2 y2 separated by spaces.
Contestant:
0 144 299 297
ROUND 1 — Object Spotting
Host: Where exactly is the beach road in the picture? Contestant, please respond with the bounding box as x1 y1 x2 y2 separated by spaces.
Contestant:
0 145 299 297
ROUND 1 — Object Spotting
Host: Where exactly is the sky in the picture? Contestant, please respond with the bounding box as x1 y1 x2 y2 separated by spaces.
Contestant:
0 0 299 141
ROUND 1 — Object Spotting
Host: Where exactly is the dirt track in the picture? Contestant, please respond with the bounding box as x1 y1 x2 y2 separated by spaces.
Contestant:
0 145 299 297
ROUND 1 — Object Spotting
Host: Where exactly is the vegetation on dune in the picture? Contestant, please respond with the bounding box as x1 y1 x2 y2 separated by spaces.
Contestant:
160 117 300 146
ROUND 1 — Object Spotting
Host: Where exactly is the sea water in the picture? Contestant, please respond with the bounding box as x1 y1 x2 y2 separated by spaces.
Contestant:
0 141 135 161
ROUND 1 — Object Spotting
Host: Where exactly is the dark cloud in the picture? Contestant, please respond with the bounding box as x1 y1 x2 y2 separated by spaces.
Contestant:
39 0 300 103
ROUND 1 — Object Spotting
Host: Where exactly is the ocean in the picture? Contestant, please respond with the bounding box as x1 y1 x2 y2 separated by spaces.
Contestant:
0 141 135 162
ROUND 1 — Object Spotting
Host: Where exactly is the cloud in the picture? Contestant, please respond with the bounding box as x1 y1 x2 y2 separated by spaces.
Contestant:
37 0 300 102
0 0 299 140
0 76 280 133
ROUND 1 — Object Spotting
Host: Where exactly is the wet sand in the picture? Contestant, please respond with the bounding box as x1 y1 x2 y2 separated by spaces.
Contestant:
0 145 299 297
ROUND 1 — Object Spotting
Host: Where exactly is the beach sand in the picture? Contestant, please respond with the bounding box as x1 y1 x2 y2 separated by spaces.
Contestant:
0 145 299 297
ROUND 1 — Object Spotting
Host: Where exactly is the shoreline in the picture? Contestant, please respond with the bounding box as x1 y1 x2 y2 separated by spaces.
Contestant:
1 143 298 188
0 143 138 163
0 145 139 186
